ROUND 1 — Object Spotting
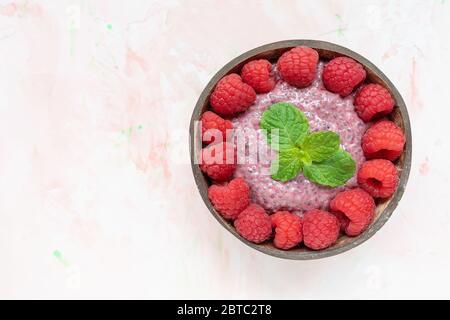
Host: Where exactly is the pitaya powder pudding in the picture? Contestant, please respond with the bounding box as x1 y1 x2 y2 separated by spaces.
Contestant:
232 62 368 213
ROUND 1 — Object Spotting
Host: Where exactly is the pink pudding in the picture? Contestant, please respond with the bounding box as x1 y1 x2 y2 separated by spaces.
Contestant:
232 62 368 213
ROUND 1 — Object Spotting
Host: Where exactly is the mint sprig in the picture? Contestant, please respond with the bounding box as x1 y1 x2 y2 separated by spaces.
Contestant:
303 149 356 187
270 148 304 182
301 131 340 162
260 102 309 150
260 103 356 187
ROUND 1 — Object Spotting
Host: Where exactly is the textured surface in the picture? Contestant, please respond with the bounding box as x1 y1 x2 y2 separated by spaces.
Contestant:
208 178 250 220
355 84 395 122
210 74 256 116
330 188 375 236
303 209 340 250
322 57 366 97
362 120 406 161
200 142 236 181
234 204 272 244
233 62 367 212
201 111 233 144
1 0 449 299
271 211 303 250
358 159 399 198
277 46 319 88
241 59 276 93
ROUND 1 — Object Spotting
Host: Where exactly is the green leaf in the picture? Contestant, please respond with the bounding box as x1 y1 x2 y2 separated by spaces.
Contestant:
298 149 312 166
301 131 340 162
303 149 356 187
270 148 304 182
260 102 309 151
260 102 357 187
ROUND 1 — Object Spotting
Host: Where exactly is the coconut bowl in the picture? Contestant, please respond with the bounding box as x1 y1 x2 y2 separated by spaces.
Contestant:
189 40 412 260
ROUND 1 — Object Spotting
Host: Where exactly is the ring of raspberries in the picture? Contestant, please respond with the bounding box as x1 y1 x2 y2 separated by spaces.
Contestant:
199 46 406 251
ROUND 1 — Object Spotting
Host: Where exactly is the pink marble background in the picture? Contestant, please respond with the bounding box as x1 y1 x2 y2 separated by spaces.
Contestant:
0 0 449 299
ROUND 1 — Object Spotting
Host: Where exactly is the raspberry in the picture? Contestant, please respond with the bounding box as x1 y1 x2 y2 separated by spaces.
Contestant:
277 46 319 88
322 57 366 97
330 188 375 236
241 59 276 93
201 111 233 144
271 211 303 250
354 84 395 122
357 159 399 198
208 177 250 220
234 204 272 243
362 120 405 161
302 209 340 250
200 142 236 181
332 210 350 233
210 74 256 117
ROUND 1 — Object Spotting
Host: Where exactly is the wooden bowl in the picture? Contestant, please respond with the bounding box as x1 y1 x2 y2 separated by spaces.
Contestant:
189 40 412 260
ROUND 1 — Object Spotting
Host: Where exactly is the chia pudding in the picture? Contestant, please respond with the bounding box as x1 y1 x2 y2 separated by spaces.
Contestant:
232 62 368 213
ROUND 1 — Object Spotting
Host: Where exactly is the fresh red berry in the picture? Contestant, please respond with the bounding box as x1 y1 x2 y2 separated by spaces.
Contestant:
302 209 340 250
200 142 236 181
362 120 405 161
271 211 303 250
234 204 272 244
357 159 399 198
322 57 366 97
208 177 250 220
330 188 375 236
201 111 233 144
277 46 319 88
210 74 256 117
241 59 276 93
354 84 395 122
332 210 350 233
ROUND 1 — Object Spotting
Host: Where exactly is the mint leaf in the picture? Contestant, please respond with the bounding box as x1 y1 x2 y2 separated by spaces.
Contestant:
298 149 312 166
260 102 309 150
270 148 304 182
301 131 340 162
260 102 357 187
303 149 356 187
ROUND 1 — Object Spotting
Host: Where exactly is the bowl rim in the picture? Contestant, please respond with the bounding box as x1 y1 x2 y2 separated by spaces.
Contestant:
189 40 412 260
